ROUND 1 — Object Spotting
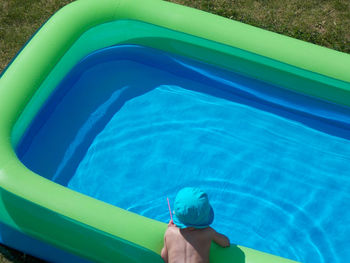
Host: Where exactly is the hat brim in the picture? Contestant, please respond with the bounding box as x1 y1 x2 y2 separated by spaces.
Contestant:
173 205 214 229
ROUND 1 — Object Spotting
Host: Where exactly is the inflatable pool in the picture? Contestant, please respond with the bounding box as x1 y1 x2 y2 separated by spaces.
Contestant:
0 0 349 262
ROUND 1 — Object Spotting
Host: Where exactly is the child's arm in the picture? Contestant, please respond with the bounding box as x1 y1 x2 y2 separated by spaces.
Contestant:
161 242 168 263
161 220 174 262
211 228 230 247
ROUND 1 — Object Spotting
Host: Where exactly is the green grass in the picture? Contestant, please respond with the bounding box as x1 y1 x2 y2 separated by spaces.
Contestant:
0 244 45 263
0 0 74 74
0 0 349 262
168 0 350 54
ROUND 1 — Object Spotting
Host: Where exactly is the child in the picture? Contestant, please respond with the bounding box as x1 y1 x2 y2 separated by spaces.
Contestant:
161 187 230 263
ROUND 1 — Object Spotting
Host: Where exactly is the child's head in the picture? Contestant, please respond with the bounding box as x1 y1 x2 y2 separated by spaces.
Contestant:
173 187 214 229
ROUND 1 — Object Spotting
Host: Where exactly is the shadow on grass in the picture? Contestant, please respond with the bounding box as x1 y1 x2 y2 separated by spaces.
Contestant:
0 244 44 263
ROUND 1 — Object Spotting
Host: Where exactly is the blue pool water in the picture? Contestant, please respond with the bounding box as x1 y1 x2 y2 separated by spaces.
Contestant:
17 45 350 262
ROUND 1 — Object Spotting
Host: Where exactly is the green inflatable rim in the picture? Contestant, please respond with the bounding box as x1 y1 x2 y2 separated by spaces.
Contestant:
1 0 349 261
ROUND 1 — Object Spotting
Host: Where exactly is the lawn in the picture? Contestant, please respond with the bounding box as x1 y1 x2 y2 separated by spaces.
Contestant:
0 0 349 262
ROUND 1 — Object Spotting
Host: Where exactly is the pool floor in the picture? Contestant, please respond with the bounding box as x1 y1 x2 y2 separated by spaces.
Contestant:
17 45 350 262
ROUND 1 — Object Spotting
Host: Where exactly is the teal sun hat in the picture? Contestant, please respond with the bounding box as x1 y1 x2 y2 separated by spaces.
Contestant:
173 187 214 229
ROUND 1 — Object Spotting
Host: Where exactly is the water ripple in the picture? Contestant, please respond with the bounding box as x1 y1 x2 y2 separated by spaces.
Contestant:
19 46 350 263
67 82 350 263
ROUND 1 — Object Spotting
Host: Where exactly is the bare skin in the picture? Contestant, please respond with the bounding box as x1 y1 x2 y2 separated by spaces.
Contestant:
161 220 230 263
